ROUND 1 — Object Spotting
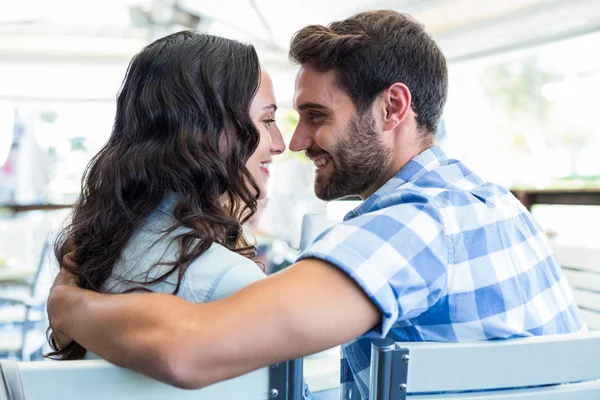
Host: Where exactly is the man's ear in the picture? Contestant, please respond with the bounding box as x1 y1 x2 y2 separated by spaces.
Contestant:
381 82 412 132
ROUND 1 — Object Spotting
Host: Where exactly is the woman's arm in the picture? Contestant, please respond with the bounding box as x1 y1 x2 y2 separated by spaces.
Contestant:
49 258 380 389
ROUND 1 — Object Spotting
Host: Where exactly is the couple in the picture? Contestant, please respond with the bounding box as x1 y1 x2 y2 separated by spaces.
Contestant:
47 10 585 400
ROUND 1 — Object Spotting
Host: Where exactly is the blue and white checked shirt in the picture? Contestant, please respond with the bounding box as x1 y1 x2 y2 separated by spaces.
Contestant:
298 146 585 400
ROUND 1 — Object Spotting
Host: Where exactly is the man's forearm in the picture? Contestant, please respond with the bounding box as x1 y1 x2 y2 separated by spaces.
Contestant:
50 286 210 386
50 284 302 389
49 260 380 389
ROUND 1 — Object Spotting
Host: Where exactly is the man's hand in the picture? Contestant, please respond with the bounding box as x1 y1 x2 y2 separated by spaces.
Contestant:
47 252 79 349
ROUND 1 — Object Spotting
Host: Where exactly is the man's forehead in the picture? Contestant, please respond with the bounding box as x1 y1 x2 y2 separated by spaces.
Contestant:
293 66 344 110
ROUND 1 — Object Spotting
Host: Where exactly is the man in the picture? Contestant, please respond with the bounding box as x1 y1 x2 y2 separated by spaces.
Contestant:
47 10 585 400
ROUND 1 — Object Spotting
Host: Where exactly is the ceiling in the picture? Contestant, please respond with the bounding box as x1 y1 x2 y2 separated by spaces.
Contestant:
1 0 599 105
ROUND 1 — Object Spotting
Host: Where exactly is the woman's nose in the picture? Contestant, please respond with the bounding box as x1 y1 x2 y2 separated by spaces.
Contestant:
271 127 286 155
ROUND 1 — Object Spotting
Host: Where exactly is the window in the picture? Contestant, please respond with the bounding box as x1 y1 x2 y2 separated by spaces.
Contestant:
442 31 600 189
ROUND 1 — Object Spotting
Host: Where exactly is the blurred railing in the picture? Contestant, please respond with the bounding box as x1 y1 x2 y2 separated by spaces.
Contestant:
511 188 600 211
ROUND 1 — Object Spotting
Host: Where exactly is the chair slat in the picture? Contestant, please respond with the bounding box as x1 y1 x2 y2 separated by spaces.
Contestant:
562 269 600 293
412 379 600 400
400 332 600 393
19 360 269 400
579 309 600 330
553 244 600 273
572 290 600 313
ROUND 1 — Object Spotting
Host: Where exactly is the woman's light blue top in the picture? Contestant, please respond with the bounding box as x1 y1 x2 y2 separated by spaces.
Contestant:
102 192 265 300
86 193 265 361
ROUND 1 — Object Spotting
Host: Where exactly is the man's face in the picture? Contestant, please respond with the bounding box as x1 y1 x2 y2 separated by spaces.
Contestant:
290 66 392 200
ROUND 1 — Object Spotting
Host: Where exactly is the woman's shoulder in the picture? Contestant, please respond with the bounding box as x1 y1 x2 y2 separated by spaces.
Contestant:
106 199 265 302
180 243 265 303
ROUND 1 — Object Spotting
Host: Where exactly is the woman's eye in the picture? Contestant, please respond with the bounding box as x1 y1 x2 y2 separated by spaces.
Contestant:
263 118 276 127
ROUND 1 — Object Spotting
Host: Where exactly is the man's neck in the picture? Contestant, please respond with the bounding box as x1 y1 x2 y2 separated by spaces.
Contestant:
359 140 433 200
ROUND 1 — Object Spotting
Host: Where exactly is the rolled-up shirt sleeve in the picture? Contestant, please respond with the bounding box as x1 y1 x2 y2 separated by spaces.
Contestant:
298 202 449 336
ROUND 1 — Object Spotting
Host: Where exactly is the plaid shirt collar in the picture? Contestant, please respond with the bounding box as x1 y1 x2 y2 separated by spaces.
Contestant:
346 145 447 221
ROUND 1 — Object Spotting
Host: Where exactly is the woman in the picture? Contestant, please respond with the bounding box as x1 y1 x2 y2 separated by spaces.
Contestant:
47 30 286 360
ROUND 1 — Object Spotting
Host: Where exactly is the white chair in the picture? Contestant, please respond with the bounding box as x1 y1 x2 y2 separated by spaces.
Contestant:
552 244 600 330
0 241 52 360
299 213 337 252
0 358 304 400
370 331 600 399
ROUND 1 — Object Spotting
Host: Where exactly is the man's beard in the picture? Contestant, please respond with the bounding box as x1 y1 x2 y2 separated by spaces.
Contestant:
310 111 393 201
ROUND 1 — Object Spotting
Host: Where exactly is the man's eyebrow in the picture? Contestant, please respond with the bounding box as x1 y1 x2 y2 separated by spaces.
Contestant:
296 102 331 112
263 104 277 112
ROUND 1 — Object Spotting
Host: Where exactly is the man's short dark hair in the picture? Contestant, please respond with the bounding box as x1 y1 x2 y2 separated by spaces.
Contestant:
289 10 448 135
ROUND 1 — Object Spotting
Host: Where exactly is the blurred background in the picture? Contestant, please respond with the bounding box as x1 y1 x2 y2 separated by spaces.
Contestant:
0 0 599 379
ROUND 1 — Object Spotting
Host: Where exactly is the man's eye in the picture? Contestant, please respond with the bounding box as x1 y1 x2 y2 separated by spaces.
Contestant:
309 112 325 121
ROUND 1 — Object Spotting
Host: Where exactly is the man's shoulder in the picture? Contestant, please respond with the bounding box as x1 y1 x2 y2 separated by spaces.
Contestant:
375 162 516 214
348 163 529 244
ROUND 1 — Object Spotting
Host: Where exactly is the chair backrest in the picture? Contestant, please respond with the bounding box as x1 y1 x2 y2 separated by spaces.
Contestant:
21 240 54 360
370 332 600 399
0 240 53 360
552 244 600 330
28 240 52 301
2 358 303 400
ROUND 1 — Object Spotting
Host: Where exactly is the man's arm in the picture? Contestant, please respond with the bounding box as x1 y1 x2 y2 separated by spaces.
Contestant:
49 258 380 389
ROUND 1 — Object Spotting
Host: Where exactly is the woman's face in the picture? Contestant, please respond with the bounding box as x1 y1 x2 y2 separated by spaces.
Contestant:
246 69 285 200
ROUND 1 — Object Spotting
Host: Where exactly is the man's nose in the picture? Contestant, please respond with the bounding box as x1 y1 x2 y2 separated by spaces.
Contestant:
289 124 314 152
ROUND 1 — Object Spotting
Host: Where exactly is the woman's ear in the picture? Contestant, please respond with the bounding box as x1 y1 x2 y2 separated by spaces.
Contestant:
381 82 412 132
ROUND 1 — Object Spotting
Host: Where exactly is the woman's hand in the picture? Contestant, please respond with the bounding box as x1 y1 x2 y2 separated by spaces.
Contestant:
47 252 79 349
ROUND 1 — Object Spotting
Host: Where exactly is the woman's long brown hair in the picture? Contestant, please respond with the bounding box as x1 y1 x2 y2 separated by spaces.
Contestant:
47 31 263 360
